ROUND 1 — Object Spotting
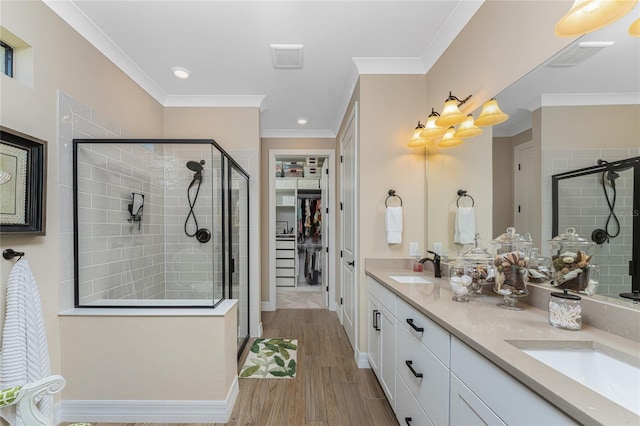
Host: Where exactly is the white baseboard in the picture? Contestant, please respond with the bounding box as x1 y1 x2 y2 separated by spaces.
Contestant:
357 350 371 369
261 300 275 311
61 376 239 423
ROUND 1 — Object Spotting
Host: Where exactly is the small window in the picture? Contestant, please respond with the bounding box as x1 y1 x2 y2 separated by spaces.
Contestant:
1 40 14 78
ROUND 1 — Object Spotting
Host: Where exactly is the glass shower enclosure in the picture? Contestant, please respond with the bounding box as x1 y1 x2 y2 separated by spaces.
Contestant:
73 139 250 352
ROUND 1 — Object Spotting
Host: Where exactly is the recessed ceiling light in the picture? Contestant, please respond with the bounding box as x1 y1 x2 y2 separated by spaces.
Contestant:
172 67 190 79
297 118 308 125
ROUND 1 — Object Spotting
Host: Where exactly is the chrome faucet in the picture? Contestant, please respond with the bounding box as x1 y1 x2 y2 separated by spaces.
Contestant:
419 251 442 277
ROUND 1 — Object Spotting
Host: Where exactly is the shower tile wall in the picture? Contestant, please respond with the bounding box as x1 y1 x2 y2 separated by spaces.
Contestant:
543 148 639 297
58 92 225 307
76 143 167 303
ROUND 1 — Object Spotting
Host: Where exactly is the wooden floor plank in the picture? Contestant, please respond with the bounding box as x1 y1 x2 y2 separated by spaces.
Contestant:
66 309 397 426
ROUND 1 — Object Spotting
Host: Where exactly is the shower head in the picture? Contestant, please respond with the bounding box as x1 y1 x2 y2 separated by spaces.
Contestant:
187 160 205 173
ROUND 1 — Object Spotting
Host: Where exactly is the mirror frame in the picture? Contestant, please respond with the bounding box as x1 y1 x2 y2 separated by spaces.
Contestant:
552 156 639 296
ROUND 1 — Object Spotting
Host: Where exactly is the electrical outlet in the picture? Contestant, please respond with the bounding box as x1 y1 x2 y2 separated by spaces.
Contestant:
409 242 420 257
433 242 443 256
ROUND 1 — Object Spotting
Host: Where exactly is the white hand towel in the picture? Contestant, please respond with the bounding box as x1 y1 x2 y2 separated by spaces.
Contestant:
385 206 403 244
454 206 476 245
0 259 52 425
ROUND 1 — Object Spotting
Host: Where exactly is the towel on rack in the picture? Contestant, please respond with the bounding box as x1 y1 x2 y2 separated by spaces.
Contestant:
454 206 476 245
385 206 403 244
0 259 52 425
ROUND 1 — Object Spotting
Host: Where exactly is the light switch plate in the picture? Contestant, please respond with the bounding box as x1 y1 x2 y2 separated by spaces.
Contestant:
409 242 420 257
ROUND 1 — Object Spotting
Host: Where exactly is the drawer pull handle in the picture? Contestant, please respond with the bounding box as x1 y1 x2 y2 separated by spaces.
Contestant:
405 360 423 378
406 318 424 332
372 309 380 330
405 417 412 425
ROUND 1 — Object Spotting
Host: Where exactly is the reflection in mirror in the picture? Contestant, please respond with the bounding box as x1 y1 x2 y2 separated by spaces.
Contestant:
552 157 639 299
490 11 640 305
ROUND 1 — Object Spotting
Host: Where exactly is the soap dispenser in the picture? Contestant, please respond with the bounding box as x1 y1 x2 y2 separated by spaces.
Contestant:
413 257 423 272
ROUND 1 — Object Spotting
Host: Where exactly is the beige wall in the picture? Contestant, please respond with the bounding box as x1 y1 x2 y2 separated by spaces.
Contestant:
0 0 163 388
357 74 428 350
259 137 337 304
424 0 575 253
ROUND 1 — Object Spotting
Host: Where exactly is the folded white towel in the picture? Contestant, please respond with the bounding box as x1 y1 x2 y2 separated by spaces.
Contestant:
385 206 403 244
454 206 476 244
0 259 52 425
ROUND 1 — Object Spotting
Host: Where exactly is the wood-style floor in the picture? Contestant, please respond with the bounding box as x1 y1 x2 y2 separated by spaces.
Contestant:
73 309 398 426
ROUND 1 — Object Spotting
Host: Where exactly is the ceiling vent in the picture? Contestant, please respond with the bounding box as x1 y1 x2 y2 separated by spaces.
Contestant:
270 44 304 69
546 41 614 68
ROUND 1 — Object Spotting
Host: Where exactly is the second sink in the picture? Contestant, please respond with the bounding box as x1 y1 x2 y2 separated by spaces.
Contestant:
389 275 433 284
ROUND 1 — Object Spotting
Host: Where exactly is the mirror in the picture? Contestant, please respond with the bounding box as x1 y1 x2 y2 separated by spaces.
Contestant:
491 11 640 304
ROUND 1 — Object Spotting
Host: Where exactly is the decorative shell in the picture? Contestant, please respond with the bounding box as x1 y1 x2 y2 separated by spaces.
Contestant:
563 257 575 264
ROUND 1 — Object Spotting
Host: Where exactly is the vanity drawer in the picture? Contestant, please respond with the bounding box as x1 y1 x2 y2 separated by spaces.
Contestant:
395 372 433 426
396 323 449 426
397 297 450 366
276 268 296 278
276 239 295 249
276 258 295 268
367 276 396 315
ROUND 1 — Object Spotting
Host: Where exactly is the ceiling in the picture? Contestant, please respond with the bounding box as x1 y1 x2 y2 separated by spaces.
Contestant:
44 0 482 138
44 1 639 139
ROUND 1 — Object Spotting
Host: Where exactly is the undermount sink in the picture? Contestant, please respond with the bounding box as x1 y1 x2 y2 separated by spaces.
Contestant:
388 275 433 284
508 340 640 416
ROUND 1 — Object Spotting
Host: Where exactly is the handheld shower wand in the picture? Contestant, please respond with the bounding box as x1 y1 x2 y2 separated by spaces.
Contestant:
184 159 211 243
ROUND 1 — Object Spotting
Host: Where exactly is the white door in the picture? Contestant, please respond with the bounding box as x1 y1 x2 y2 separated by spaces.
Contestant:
321 160 329 308
340 104 357 351
514 141 534 234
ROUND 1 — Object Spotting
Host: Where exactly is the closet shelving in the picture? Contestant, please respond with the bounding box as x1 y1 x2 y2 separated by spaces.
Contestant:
274 156 324 288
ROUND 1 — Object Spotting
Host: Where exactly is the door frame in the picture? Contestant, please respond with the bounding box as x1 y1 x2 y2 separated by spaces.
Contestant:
267 149 336 311
338 102 358 349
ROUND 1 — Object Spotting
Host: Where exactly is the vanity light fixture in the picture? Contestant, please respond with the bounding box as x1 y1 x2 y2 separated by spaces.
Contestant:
172 67 190 79
630 17 640 36
419 108 448 139
435 91 472 127
437 127 463 148
406 121 432 148
474 98 509 127
454 114 483 139
555 0 638 37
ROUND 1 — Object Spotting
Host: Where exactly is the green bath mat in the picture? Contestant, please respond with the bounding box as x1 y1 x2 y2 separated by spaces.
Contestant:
240 338 297 379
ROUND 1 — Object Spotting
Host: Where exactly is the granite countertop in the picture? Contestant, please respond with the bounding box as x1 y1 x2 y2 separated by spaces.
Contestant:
365 262 640 426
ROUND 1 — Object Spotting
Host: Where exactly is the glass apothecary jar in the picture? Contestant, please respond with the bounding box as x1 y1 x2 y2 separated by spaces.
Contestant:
548 227 596 294
527 248 552 283
460 245 495 296
491 227 532 310
549 290 582 330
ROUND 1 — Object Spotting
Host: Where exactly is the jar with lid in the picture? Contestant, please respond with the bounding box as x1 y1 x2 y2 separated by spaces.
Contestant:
460 244 494 296
549 290 582 330
491 227 532 310
548 227 596 294
527 248 552 283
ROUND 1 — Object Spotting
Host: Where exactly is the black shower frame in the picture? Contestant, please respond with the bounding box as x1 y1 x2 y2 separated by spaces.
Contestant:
551 156 639 293
72 139 250 312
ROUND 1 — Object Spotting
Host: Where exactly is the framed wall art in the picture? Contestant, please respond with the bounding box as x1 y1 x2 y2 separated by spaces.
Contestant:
0 127 47 235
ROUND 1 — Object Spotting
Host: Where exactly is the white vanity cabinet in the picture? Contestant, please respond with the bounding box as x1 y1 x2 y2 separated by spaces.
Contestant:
396 297 450 426
450 337 576 426
366 276 396 407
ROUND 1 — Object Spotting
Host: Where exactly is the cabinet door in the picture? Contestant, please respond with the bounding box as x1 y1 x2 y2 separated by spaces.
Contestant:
379 303 396 408
396 372 433 426
450 374 506 426
367 295 380 373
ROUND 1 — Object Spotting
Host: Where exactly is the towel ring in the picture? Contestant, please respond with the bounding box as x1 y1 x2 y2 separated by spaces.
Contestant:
385 189 403 207
3 249 25 260
456 189 474 207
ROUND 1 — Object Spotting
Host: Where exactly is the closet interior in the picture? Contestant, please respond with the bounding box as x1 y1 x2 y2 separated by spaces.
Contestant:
275 156 327 290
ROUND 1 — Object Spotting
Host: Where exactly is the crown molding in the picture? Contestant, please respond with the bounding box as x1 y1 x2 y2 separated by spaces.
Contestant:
540 93 640 107
164 95 266 109
261 128 336 139
352 57 425 75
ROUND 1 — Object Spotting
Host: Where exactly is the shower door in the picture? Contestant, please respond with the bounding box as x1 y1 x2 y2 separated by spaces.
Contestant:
228 162 250 354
